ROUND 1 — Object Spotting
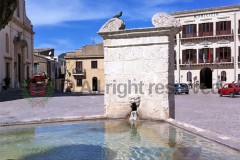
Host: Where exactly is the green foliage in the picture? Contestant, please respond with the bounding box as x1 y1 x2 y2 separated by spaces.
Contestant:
46 79 54 97
0 0 17 29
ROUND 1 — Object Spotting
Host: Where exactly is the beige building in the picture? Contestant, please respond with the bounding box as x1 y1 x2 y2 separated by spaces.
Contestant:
0 0 34 91
64 43 104 93
172 5 240 89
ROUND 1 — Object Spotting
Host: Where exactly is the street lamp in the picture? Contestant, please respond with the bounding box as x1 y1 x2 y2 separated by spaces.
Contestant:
213 58 221 89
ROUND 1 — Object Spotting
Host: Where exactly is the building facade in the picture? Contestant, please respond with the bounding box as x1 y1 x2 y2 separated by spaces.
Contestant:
34 48 56 88
172 5 240 89
64 43 104 93
0 0 34 91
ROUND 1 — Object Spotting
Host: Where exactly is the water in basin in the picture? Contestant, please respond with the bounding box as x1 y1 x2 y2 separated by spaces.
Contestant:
0 120 239 160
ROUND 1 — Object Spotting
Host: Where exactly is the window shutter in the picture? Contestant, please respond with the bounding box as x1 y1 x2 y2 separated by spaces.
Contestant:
182 50 186 64
227 21 231 34
210 23 213 32
210 48 213 63
216 48 220 61
228 47 231 62
183 25 186 37
199 24 203 36
193 24 196 36
216 22 220 35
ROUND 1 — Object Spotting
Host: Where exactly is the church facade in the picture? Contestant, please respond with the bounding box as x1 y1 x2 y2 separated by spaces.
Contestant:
0 0 34 91
172 5 240 89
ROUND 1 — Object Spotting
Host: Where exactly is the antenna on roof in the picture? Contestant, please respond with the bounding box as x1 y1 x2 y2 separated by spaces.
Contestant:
91 36 96 45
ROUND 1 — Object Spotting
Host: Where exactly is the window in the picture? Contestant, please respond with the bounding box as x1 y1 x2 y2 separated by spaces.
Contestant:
34 63 38 75
5 33 9 53
239 20 240 34
187 71 192 82
220 21 227 31
221 71 226 81
216 47 231 62
6 62 10 78
182 24 196 38
239 47 240 62
186 25 193 34
76 61 82 73
216 21 231 35
77 79 82 86
203 23 210 32
199 23 213 36
91 61 98 69
199 48 213 63
182 49 197 64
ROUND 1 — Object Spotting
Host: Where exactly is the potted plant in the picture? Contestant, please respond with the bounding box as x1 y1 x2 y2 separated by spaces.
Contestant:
3 77 11 89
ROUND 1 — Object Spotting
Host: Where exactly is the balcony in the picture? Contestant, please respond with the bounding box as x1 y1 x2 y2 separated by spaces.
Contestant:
216 30 231 36
72 69 85 76
182 33 197 38
199 32 213 37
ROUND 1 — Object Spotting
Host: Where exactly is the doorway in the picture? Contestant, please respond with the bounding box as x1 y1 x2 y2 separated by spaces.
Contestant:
200 67 212 89
92 77 98 91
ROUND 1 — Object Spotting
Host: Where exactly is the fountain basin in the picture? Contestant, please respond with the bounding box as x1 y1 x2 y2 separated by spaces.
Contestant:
0 120 240 159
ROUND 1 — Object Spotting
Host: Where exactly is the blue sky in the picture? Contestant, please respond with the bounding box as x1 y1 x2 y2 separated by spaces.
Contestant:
25 0 240 56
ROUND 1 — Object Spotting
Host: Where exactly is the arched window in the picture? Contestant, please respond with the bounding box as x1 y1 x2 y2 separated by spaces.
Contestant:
5 33 9 53
221 71 227 81
187 71 192 82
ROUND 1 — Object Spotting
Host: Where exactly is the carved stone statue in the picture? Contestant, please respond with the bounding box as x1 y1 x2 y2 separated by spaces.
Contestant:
0 0 17 30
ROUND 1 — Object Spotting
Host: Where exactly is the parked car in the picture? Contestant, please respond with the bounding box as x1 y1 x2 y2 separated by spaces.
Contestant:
218 82 240 98
29 76 47 96
174 83 189 94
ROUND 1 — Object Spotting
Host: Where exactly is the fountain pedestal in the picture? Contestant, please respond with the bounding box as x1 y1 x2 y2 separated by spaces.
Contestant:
98 13 181 120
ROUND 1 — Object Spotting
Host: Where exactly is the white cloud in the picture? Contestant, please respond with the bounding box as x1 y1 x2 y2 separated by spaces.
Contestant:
25 0 192 26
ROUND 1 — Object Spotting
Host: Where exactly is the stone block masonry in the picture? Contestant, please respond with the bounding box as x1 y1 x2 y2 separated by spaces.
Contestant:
98 13 181 120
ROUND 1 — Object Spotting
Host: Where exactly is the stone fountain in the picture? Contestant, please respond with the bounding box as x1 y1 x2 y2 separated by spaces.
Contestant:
98 13 181 120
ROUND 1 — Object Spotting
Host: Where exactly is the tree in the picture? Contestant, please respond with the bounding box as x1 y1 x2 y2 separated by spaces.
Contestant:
0 0 17 30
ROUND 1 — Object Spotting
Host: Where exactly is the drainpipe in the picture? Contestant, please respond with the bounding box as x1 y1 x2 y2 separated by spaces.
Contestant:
178 34 181 83
234 11 237 81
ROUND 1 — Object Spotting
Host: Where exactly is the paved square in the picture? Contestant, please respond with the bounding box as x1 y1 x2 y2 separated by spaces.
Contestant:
0 90 240 141
175 89 240 141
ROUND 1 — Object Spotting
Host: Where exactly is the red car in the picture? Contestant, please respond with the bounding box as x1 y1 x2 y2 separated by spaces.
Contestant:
218 82 240 98
30 76 47 96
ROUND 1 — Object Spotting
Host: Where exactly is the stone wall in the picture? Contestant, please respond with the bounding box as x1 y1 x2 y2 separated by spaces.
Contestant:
99 13 181 120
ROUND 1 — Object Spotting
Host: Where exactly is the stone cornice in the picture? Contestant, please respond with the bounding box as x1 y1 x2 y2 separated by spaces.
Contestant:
64 56 104 59
11 17 34 35
171 5 240 17
98 27 181 39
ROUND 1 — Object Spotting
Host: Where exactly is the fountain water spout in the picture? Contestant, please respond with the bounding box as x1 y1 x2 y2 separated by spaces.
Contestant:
129 111 137 120
129 95 140 122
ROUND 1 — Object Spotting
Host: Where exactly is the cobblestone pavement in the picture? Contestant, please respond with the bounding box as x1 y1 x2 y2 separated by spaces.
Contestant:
175 89 240 141
0 93 104 124
0 90 240 141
